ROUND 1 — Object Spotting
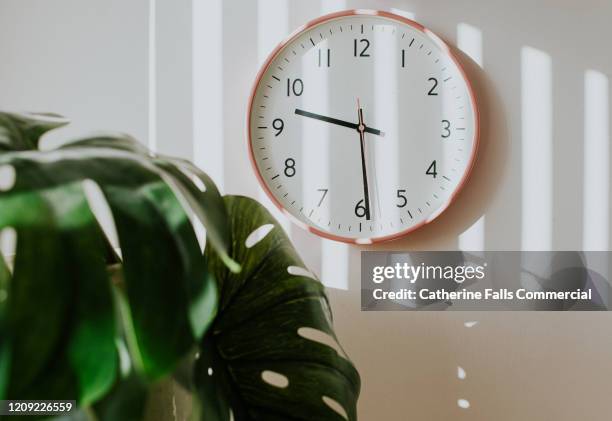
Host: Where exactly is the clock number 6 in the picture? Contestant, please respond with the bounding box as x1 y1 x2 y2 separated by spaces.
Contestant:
354 199 367 218
284 158 296 177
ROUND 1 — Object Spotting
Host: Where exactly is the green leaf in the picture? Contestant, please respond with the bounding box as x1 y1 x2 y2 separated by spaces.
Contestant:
0 111 69 151
92 371 149 421
1 184 116 404
0 122 229 380
0 255 10 400
197 196 360 421
105 180 214 378
59 133 151 155
154 158 239 274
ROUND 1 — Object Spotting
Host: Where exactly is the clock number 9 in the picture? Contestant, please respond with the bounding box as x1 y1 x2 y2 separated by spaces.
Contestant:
272 118 284 136
286 78 303 96
284 158 296 177
354 199 367 218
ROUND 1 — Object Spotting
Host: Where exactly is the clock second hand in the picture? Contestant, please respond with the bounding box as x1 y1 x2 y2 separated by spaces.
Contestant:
356 98 371 221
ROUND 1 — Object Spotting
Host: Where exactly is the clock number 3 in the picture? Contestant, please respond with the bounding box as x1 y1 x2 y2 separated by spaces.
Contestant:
441 119 451 138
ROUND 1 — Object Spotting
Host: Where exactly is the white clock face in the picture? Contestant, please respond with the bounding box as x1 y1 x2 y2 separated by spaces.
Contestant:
248 11 478 244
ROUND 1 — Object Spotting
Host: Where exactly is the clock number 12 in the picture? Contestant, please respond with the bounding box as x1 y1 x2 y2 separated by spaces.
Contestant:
353 39 370 57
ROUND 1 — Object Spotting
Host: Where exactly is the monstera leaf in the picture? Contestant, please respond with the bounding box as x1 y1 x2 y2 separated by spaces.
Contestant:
197 196 360 421
0 111 234 406
0 111 360 420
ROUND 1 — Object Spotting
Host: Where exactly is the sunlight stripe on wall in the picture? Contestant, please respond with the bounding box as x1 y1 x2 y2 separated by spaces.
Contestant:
583 70 610 251
390 8 415 20
320 0 349 290
521 46 553 251
257 0 292 234
148 0 157 152
193 0 224 192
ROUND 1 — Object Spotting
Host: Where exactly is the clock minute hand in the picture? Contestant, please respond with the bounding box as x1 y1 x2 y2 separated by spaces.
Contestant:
356 99 371 221
294 108 385 137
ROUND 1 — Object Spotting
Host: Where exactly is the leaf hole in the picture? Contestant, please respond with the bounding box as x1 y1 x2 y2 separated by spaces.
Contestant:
297 327 346 359
0 165 16 191
287 266 316 280
82 179 122 259
261 370 289 388
245 224 274 248
115 338 132 376
190 174 206 192
322 396 348 420
0 227 17 274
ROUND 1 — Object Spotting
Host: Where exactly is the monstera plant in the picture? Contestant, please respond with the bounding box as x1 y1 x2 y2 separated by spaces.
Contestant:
0 111 360 420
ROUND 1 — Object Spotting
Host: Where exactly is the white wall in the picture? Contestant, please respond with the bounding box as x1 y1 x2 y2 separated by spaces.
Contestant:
1 0 612 419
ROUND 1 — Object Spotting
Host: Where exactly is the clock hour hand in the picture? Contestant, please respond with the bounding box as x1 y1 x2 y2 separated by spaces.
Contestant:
294 108 385 137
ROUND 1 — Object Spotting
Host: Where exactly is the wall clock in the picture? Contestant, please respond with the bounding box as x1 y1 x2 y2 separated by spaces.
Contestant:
247 10 479 244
